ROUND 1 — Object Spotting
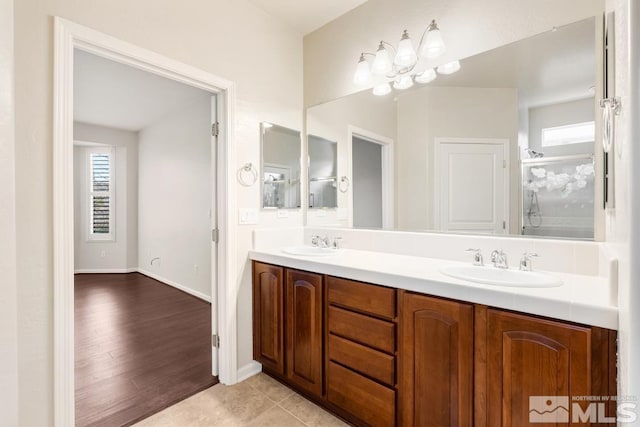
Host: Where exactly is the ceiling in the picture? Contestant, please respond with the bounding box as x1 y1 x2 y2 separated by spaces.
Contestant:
74 50 211 132
248 0 368 35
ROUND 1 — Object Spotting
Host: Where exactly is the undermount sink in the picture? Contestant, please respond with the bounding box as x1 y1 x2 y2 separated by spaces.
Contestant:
282 246 342 257
440 265 563 288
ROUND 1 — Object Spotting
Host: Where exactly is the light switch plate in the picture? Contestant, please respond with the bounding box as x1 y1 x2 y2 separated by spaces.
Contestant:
238 208 259 225
276 209 289 218
316 210 327 217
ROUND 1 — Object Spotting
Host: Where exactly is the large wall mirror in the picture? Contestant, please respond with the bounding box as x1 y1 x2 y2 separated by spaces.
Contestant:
306 15 602 240
261 122 302 209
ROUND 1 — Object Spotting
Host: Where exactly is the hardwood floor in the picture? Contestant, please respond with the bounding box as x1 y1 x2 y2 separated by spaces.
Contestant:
75 273 218 427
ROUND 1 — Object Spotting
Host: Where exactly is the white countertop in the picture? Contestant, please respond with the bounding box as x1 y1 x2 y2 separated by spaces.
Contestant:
249 248 618 330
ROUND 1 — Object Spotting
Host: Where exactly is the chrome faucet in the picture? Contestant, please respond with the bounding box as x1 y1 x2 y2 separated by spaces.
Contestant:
466 248 484 266
332 237 343 249
490 250 508 269
519 252 539 271
311 235 329 248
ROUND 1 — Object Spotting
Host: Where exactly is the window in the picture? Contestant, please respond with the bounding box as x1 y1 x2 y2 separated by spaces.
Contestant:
88 148 114 241
541 121 595 147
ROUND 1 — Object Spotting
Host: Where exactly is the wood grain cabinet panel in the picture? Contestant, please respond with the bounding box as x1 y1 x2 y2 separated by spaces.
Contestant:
327 276 396 319
285 269 324 397
252 262 285 375
399 292 474 427
485 309 592 426
328 305 396 354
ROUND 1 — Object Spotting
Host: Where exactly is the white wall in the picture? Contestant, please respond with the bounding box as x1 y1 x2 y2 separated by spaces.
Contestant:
303 0 604 107
138 95 212 300
528 97 595 156
73 122 139 272
0 0 18 425
13 1 303 424
396 86 519 232
306 90 396 226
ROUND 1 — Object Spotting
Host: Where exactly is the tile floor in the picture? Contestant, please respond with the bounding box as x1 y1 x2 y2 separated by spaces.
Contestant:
134 373 349 426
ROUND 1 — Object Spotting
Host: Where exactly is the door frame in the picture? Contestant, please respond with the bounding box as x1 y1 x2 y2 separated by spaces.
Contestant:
347 125 394 229
53 17 238 426
433 137 510 233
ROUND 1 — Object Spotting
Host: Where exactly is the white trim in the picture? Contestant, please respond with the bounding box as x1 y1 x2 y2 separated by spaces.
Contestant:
137 269 212 303
347 126 395 229
237 361 262 383
53 17 238 427
433 137 510 233
74 268 137 274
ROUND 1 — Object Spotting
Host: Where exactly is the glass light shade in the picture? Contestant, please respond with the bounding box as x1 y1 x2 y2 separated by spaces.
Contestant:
415 68 437 84
437 60 461 75
421 28 446 58
372 44 392 75
394 31 417 68
353 56 372 85
372 82 392 96
393 75 414 90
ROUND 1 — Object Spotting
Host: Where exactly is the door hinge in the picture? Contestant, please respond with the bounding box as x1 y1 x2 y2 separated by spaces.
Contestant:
211 122 220 137
503 220 506 230
212 334 220 348
503 159 507 168
211 228 219 243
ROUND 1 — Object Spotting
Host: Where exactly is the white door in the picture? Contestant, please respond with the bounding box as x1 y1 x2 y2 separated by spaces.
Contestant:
210 95 218 376
435 139 508 233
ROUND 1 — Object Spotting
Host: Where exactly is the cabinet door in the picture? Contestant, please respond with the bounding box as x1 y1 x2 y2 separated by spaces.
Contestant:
252 262 285 375
486 309 591 426
286 269 323 397
399 292 473 426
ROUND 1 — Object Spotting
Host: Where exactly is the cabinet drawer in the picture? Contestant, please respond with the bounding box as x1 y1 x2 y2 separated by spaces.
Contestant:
328 306 395 354
327 361 395 427
328 276 396 319
328 333 395 387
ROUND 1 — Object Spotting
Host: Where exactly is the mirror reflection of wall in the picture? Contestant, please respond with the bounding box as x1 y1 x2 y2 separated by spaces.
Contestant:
261 123 301 209
306 16 600 240
308 135 337 209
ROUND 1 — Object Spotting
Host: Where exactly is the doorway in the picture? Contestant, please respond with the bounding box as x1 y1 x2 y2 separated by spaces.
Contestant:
54 18 237 426
348 127 394 229
434 138 509 234
72 49 219 425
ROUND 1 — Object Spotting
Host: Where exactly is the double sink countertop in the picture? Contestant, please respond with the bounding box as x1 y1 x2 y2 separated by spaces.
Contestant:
248 247 618 330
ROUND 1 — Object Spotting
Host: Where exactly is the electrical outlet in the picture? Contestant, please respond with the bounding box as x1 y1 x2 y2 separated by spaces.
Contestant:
100 250 106 258
316 210 327 217
193 264 199 274
277 209 289 218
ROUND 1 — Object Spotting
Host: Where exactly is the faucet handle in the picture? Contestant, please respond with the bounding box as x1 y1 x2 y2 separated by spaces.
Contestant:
466 248 484 266
311 235 321 247
519 252 539 271
332 237 343 249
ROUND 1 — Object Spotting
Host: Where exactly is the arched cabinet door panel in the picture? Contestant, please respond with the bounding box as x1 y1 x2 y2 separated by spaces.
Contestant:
252 262 285 375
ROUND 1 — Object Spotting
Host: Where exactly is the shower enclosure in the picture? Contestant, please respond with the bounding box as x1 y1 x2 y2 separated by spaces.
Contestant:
521 154 595 239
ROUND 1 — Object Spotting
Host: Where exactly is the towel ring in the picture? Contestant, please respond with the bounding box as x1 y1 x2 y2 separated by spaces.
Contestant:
338 176 350 193
237 163 258 187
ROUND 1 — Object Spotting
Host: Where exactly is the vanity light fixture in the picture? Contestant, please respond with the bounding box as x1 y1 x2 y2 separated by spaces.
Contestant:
352 19 460 96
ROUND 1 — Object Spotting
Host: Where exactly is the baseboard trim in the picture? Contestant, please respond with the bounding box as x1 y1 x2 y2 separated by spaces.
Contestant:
237 361 262 383
74 268 137 274
137 268 212 303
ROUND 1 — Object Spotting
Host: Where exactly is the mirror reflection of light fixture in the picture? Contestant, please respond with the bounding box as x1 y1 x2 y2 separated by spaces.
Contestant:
436 60 461 75
352 19 461 96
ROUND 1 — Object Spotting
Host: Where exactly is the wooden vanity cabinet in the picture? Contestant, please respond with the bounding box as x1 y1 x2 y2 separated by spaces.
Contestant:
252 262 285 375
285 269 323 397
398 292 474 427
252 262 324 398
475 307 617 427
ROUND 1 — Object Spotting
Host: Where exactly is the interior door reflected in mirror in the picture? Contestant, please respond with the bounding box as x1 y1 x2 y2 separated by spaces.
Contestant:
308 135 338 209
306 15 602 240
261 122 302 209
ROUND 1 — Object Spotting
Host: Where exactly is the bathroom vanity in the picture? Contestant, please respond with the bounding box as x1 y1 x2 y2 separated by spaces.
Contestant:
251 250 617 427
